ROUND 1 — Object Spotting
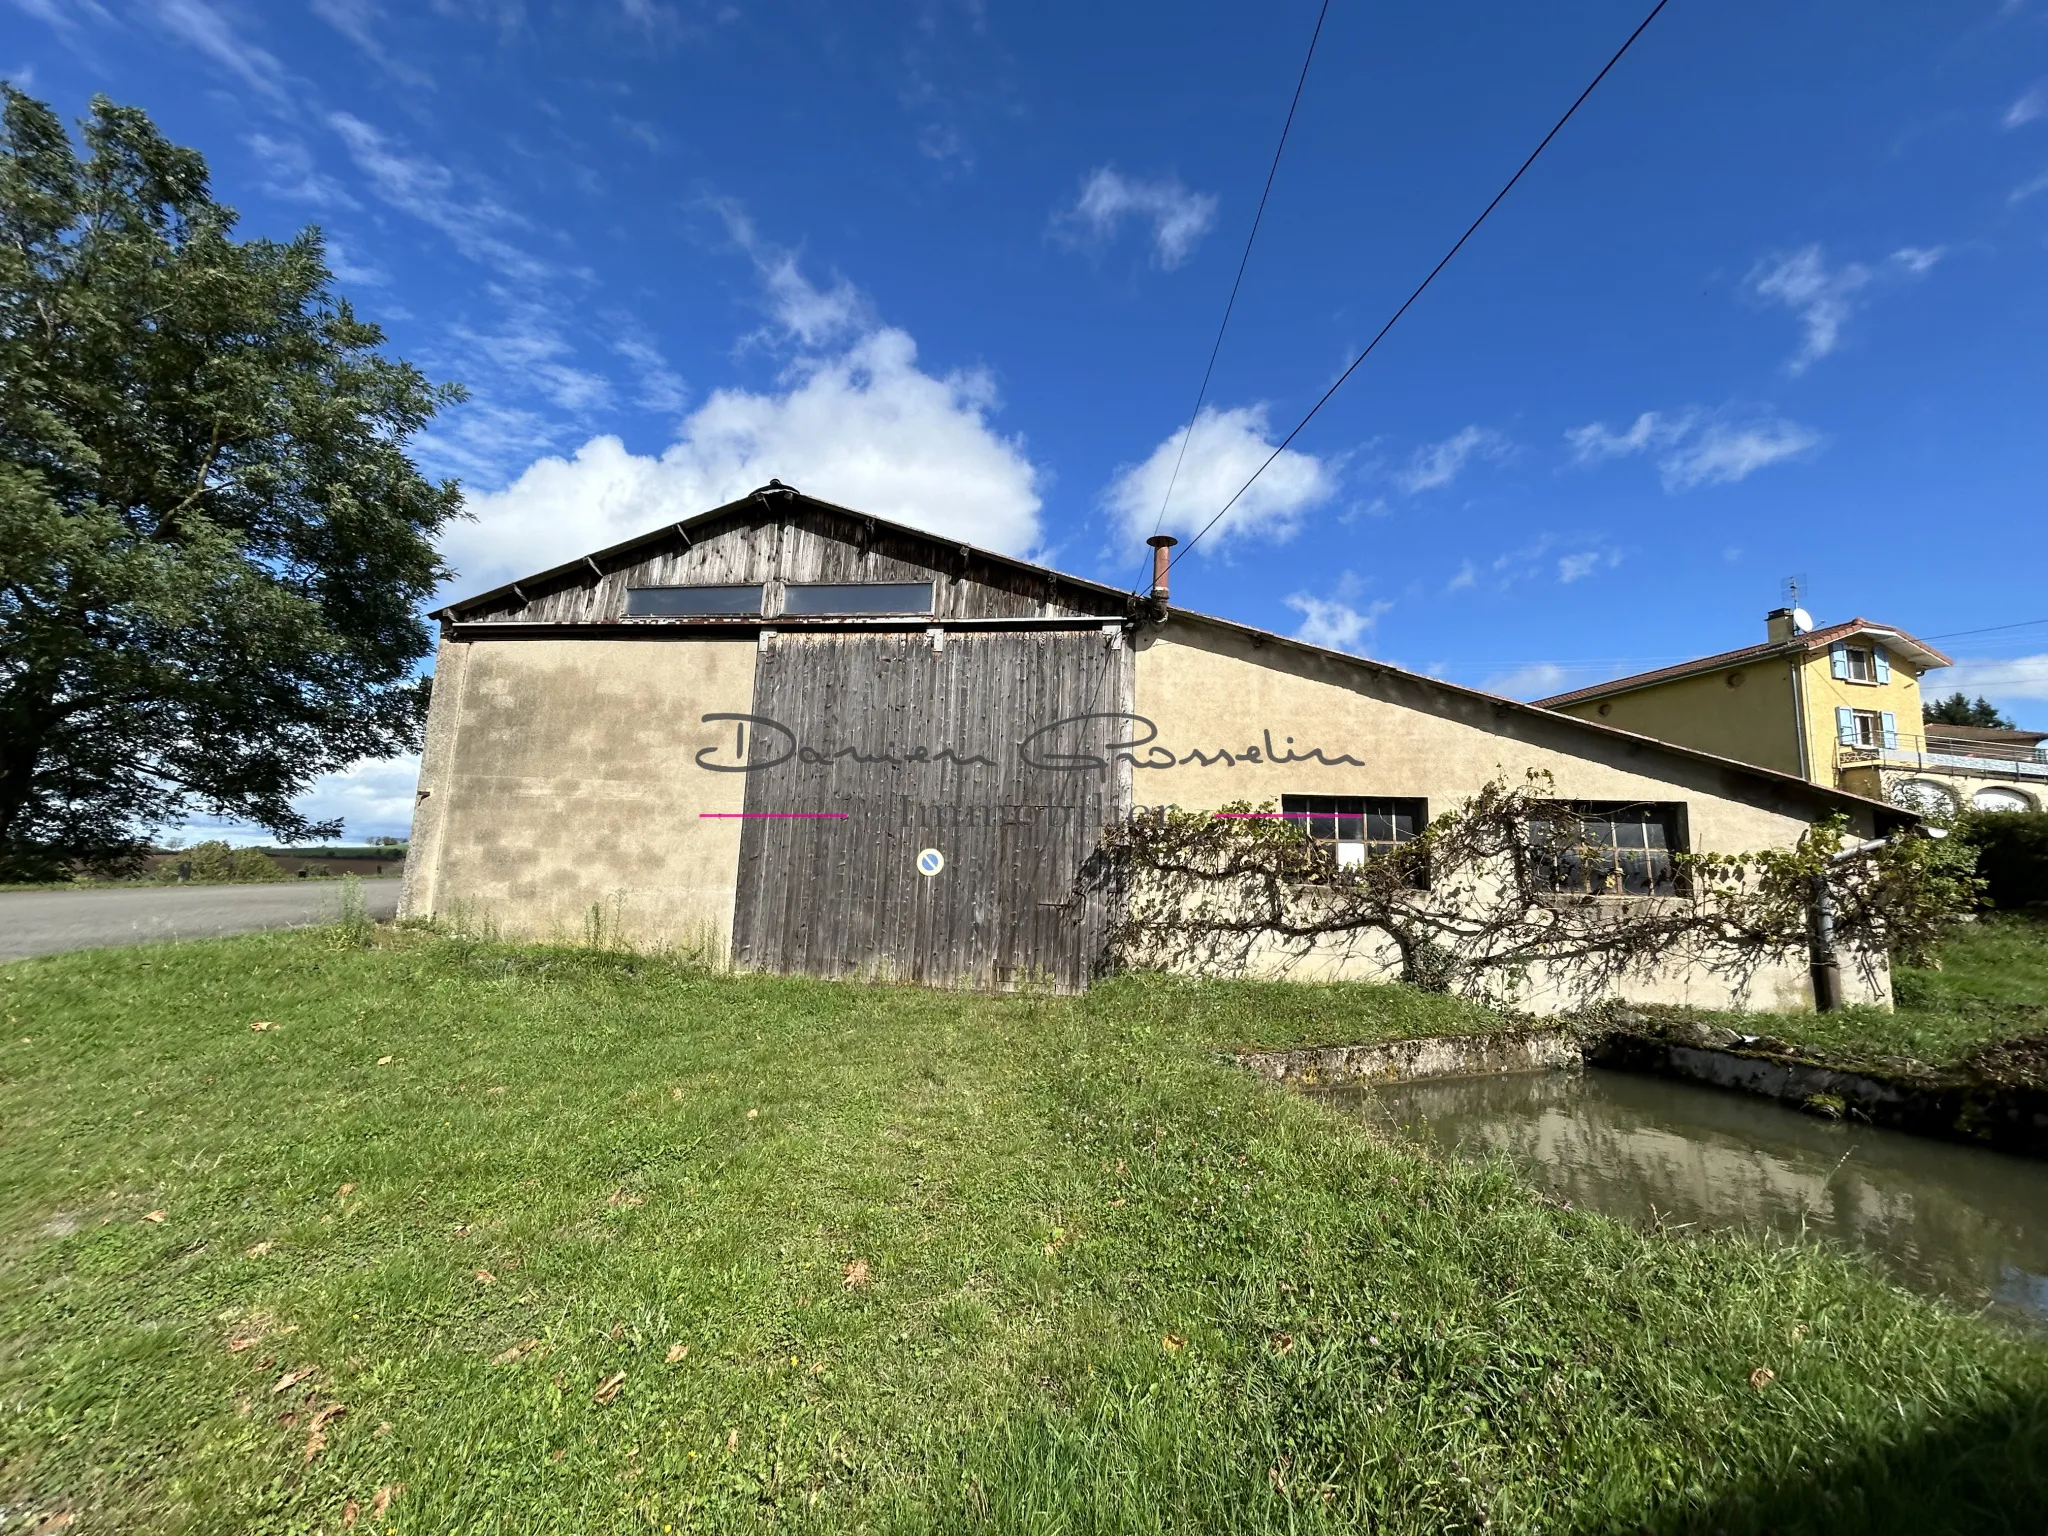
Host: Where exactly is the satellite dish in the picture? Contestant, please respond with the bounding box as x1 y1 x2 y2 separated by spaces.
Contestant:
1790 607 1814 634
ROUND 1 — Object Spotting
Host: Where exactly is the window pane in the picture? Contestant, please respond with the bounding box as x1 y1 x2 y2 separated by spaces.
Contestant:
1336 812 1363 842
781 582 935 615
625 584 764 617
1336 842 1366 867
1365 809 1392 843
1308 811 1336 841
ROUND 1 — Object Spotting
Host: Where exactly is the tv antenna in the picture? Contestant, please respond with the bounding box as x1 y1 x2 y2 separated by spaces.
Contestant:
1780 574 1813 634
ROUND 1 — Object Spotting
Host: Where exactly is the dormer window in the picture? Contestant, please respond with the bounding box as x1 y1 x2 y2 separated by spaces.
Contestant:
1830 640 1890 685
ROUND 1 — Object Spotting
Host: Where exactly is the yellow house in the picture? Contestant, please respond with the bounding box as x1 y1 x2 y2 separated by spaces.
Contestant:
1536 611 2048 815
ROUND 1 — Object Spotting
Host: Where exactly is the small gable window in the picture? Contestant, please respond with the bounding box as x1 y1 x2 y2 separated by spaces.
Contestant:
1830 642 1890 684
625 584 764 617
781 582 935 616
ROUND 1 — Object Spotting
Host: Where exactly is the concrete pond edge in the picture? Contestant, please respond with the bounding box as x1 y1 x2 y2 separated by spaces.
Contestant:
1235 1023 2048 1161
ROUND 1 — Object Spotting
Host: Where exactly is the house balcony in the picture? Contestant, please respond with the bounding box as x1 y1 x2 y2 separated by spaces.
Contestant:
1837 740 2048 786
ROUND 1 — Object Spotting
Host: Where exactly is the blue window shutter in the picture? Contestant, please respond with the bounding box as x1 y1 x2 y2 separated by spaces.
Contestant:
1837 706 1856 745
1831 643 1850 680
1881 711 1898 749
1874 646 1891 683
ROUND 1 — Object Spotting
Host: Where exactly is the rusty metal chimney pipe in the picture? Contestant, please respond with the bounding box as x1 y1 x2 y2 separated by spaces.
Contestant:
1146 534 1177 602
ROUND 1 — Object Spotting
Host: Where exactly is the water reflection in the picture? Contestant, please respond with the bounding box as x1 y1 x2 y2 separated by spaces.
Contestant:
1326 1068 2048 1329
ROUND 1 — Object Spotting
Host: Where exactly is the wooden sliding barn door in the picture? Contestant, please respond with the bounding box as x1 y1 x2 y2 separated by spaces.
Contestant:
729 629 1129 991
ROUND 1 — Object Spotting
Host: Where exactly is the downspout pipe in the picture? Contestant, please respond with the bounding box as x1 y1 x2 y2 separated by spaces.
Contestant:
1808 829 1946 1011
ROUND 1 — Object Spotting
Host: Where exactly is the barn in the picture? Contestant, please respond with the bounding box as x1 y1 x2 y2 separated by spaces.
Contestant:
400 483 1906 1010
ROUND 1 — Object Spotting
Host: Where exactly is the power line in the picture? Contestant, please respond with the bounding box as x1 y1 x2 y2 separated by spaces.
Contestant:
1133 0 1335 593
1166 0 1672 575
1923 617 2048 643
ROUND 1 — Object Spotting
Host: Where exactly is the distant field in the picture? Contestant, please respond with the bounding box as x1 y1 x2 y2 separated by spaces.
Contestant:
3 927 2045 1533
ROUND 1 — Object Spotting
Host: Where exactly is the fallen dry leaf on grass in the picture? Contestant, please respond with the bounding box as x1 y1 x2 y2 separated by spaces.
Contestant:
1750 1367 1776 1391
843 1259 870 1289
271 1366 316 1394
746 1108 759 1120
670 1086 683 1100
376 1056 393 1066
336 1183 355 1198
342 1497 359 1527
492 1339 543 1365
250 1021 274 1032
1162 1334 1186 1353
605 1189 646 1209
474 1269 495 1285
593 1371 626 1405
726 1428 739 1451
370 1484 401 1518
304 1402 346 1462
665 1343 689 1363
142 1211 166 1223
246 1241 272 1257
1269 1332 1295 1356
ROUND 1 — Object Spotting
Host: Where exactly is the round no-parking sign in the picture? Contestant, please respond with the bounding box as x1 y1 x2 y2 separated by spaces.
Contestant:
916 848 945 877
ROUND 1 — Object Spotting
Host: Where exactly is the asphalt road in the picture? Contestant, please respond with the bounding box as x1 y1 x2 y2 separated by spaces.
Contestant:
0 879 404 962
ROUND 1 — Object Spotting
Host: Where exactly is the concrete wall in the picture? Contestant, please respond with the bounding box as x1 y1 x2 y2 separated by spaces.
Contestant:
401 636 757 952
1129 619 1889 1013
1551 659 1806 779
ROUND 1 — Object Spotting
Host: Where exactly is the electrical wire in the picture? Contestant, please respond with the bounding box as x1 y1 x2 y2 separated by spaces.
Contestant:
1165 0 1672 576
1922 617 2048 643
1133 0 1335 593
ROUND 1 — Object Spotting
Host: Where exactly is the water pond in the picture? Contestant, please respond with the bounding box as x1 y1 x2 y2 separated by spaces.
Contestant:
1323 1066 2048 1330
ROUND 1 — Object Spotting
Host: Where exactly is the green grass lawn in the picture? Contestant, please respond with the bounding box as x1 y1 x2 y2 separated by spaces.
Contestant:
4 929 2047 1534
1666 915 2048 1076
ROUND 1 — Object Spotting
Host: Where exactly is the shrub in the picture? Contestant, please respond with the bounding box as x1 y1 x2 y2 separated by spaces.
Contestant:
1957 811 2048 911
157 840 283 884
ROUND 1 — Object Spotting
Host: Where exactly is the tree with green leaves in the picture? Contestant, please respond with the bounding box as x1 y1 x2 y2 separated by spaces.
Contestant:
1 88 464 880
1923 692 2014 729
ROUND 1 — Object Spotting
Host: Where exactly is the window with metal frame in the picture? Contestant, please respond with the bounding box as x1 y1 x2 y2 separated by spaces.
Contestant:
624 584 764 617
780 581 935 616
1530 801 1685 897
1279 795 1427 873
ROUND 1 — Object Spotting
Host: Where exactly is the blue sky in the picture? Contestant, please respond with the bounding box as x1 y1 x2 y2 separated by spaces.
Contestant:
9 0 2048 841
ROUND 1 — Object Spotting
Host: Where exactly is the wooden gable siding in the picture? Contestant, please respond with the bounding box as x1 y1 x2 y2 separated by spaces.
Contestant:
455 502 1124 625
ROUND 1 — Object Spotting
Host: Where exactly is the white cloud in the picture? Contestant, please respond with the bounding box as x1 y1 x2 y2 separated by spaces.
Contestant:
1482 663 1569 701
2007 83 2046 129
1557 551 1605 583
1102 404 1336 554
1745 243 1944 372
146 0 289 102
1059 167 1218 270
1659 418 1822 491
1939 654 2048 705
1395 426 1510 493
166 753 422 846
713 199 872 347
1284 594 1390 655
2012 167 2048 204
328 112 546 283
1565 410 1695 465
447 307 614 414
313 0 433 86
324 237 388 287
1565 406 1821 492
1445 560 1476 593
443 327 1041 594
611 333 687 414
247 133 358 209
